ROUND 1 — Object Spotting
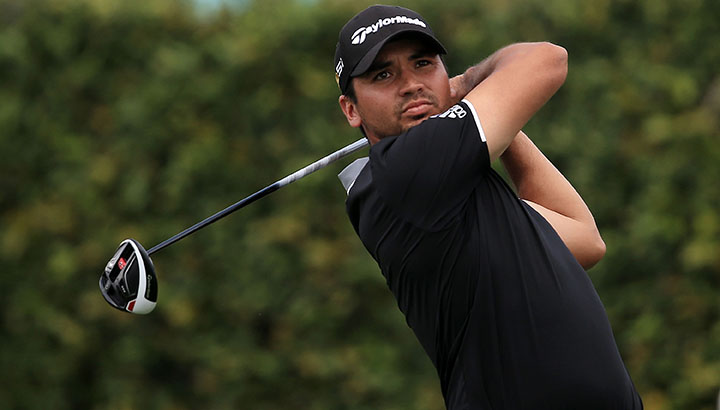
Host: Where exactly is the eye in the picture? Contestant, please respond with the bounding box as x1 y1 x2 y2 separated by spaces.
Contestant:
374 71 391 81
416 59 432 68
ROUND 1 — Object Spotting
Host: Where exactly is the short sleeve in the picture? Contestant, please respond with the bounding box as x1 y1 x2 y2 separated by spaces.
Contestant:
369 99 490 230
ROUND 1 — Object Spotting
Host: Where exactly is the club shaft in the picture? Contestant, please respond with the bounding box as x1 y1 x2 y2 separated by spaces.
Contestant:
147 138 368 255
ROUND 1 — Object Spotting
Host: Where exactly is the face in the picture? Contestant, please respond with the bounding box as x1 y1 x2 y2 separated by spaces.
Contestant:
339 36 452 144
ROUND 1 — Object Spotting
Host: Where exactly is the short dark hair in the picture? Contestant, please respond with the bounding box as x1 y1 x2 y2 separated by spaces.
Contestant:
341 78 365 138
343 78 357 102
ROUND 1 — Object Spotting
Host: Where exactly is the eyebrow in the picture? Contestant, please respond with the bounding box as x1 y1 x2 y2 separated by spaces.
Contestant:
365 49 438 74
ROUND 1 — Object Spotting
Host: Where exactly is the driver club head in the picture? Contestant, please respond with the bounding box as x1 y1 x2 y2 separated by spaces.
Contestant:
99 239 158 314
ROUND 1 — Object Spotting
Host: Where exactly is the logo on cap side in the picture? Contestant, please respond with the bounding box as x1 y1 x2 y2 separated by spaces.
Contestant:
350 16 427 45
335 58 344 87
335 58 344 77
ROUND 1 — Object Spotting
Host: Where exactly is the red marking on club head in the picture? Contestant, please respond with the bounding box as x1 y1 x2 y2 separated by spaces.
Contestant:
118 257 127 270
127 300 136 311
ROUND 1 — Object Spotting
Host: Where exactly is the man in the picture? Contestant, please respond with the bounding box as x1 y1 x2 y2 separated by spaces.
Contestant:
334 5 643 410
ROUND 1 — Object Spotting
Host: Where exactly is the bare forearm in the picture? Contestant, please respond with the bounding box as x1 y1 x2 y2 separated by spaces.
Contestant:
501 131 606 268
502 132 590 221
450 42 567 101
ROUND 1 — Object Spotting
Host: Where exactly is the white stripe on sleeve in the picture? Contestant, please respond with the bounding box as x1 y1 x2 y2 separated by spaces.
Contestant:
461 99 487 143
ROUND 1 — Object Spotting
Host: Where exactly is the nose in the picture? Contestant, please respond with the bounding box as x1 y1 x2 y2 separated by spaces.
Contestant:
397 69 423 96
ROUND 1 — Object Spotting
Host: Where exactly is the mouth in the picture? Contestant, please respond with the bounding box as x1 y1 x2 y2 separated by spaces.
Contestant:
402 100 434 117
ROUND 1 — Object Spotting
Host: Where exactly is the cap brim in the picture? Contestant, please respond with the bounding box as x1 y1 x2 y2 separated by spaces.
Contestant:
350 30 447 78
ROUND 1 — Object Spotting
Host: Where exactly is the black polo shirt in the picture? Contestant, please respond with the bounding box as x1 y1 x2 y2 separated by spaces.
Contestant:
341 100 643 409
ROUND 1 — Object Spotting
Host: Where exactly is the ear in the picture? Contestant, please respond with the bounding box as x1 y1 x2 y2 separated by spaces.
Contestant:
338 95 363 128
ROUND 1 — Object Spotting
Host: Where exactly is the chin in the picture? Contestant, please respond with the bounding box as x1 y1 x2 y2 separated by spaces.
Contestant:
404 115 432 131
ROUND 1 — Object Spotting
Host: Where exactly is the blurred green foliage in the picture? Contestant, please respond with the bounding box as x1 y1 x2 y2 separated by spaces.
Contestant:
0 0 718 408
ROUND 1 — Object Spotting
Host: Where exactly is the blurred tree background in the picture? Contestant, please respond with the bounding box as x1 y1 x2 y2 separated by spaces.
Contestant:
0 0 718 408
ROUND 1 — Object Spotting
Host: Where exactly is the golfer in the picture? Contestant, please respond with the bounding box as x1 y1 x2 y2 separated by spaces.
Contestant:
334 5 643 409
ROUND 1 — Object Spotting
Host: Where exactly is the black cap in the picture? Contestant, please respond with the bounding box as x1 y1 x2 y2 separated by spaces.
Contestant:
334 5 447 94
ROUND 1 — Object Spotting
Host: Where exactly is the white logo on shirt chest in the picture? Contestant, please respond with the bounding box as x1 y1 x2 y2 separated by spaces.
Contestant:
431 104 467 119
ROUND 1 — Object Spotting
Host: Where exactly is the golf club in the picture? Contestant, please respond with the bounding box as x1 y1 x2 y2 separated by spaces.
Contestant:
99 138 369 314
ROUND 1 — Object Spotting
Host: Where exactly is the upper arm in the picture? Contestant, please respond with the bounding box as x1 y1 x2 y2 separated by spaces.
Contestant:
465 42 568 162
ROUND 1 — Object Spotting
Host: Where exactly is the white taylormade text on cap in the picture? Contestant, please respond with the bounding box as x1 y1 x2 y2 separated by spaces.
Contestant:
351 16 427 45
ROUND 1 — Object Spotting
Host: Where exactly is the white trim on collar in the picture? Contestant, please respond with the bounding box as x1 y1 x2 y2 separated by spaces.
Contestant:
338 157 369 195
